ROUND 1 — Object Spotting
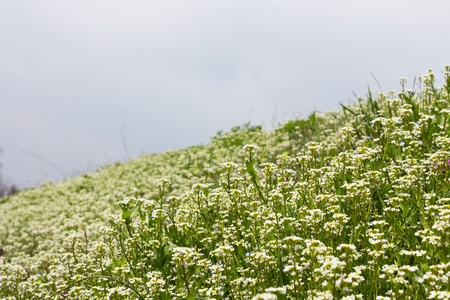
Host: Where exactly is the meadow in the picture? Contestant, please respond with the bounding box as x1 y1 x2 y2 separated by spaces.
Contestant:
1 67 450 299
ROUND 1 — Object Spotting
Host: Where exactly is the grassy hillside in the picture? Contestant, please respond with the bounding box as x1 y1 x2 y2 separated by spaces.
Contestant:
1 67 450 299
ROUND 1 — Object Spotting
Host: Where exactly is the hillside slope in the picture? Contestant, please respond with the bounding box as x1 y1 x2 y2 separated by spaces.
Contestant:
1 68 450 299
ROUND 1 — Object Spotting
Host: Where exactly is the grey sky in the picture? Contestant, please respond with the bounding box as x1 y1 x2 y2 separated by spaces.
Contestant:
1 0 449 188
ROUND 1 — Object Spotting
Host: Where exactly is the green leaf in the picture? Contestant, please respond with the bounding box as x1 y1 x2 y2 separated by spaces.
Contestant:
340 103 357 116
122 209 131 224
111 258 127 268
246 160 262 187
245 160 256 176
419 214 428 229
130 205 140 218
284 222 292 235
243 219 250 230
122 209 130 220
187 294 196 300
392 147 402 162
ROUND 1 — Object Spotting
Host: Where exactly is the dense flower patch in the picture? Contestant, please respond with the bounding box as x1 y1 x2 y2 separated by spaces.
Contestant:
1 67 450 299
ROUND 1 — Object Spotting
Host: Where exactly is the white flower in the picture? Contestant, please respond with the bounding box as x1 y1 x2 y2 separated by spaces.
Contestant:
252 293 278 300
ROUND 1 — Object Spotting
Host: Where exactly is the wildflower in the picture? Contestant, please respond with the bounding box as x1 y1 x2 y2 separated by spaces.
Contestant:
252 293 278 300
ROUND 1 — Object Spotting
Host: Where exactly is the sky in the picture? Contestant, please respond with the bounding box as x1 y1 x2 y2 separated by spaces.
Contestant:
1 0 450 189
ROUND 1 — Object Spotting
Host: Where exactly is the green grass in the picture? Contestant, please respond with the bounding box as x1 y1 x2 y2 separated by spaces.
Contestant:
1 67 450 299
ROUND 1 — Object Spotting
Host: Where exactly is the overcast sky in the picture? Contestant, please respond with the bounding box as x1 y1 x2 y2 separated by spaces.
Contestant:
1 0 450 189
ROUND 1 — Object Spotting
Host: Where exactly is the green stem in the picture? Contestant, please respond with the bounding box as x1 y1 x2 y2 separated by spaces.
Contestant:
180 264 191 295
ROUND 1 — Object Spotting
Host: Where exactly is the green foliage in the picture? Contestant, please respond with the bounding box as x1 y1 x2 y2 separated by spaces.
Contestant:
1 67 450 299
